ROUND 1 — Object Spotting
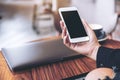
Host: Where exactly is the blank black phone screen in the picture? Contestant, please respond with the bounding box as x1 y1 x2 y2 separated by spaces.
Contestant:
61 11 87 38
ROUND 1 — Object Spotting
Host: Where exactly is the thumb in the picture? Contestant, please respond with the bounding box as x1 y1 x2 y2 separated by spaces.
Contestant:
82 20 97 42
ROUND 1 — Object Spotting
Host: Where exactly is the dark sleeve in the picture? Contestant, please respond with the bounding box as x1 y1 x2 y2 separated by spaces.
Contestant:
97 46 120 68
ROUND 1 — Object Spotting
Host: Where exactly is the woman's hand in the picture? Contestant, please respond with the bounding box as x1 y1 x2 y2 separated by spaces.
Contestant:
60 20 101 60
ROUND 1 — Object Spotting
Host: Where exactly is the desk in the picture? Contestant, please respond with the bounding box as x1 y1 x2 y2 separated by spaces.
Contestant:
0 38 120 80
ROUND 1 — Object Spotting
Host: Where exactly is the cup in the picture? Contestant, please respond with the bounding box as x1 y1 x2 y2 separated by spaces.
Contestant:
89 24 106 40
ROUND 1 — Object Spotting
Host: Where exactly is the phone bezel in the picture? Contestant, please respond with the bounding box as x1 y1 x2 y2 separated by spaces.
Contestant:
59 7 89 43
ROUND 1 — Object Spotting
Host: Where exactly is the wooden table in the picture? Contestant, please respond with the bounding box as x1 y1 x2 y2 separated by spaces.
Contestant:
0 37 120 80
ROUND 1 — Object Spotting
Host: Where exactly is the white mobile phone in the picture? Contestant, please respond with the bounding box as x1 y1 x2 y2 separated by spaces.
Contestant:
59 7 89 43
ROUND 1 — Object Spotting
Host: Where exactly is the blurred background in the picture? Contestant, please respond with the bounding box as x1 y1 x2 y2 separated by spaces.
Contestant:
0 0 120 49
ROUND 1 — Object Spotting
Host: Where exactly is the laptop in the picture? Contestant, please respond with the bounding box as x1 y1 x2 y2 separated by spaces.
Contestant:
1 38 81 72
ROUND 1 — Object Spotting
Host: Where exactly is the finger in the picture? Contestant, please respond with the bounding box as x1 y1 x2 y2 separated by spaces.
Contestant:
60 21 65 30
60 21 67 38
82 20 94 35
63 34 71 47
60 21 66 38
62 26 67 38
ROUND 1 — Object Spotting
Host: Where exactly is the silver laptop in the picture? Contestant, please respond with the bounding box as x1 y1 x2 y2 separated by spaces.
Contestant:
1 38 81 72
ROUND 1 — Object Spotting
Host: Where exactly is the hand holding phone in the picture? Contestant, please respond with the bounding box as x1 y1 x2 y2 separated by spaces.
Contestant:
59 7 89 43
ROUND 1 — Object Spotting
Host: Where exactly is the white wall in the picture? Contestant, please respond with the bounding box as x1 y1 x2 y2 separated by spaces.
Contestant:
94 0 116 33
71 0 96 23
71 0 116 34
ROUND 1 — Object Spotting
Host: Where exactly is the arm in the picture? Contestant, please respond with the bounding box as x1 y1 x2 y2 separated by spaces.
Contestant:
60 20 120 68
